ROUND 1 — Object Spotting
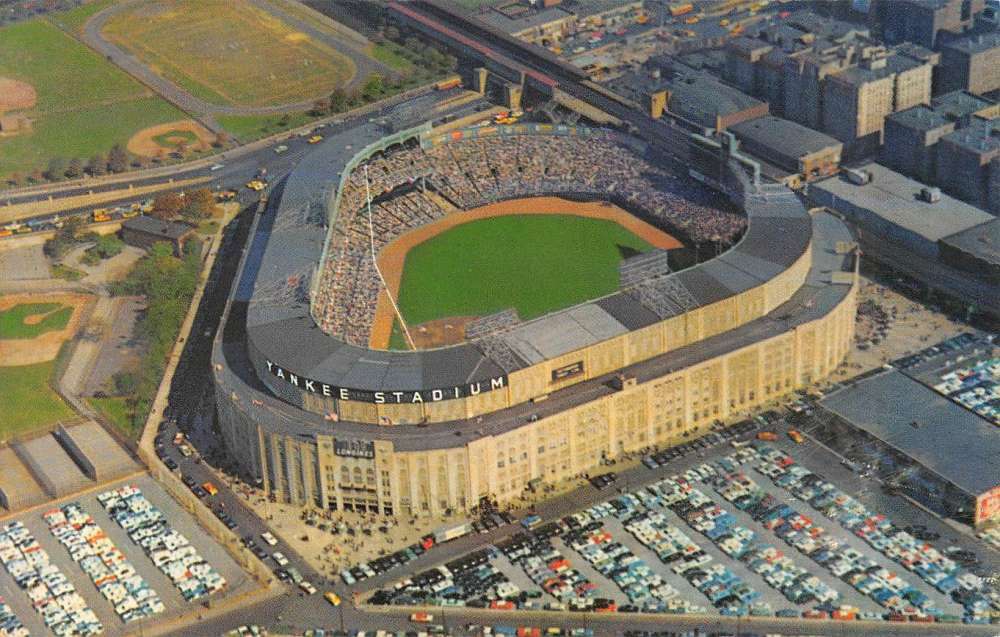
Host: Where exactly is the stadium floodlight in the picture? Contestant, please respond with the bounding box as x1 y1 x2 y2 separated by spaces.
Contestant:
365 164 416 350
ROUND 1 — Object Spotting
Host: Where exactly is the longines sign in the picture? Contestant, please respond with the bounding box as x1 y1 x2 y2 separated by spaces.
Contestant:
265 360 507 404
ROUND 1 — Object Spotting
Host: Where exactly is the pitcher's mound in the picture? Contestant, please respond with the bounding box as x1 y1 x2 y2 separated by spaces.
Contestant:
0 78 36 110
127 119 215 157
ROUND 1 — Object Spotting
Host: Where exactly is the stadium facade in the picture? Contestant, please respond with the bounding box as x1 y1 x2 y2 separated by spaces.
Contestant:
212 121 859 517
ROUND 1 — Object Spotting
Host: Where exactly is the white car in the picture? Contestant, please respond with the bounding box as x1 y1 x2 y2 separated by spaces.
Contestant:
260 532 278 547
299 581 316 595
209 163 224 171
272 552 289 567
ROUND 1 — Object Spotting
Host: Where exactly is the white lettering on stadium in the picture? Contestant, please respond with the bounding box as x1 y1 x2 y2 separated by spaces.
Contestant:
263 360 507 404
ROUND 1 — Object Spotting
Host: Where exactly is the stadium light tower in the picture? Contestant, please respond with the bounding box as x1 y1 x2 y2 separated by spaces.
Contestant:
364 164 416 350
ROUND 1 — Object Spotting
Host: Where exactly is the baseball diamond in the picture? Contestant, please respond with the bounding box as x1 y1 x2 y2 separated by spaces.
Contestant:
211 120 859 517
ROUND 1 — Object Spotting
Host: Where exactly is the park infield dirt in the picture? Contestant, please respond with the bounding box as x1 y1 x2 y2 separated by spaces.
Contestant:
0 78 37 111
0 293 93 366
368 196 683 350
126 119 215 158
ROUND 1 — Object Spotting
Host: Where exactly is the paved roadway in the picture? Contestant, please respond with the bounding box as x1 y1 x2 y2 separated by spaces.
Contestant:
0 90 484 226
81 0 392 127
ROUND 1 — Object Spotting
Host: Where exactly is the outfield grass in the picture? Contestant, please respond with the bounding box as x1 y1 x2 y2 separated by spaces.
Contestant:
396 215 653 326
0 362 76 438
0 19 186 179
0 303 72 339
152 128 197 148
101 0 356 108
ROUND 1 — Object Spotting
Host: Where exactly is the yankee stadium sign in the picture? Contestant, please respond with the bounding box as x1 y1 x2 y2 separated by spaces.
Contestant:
265 360 507 404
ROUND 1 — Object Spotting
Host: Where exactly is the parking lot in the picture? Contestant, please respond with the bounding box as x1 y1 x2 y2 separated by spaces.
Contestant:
366 417 1000 627
0 474 253 637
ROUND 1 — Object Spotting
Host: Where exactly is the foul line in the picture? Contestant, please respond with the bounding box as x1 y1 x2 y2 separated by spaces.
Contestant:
365 164 416 349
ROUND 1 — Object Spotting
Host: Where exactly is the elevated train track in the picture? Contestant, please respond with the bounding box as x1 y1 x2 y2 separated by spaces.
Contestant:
390 1 705 158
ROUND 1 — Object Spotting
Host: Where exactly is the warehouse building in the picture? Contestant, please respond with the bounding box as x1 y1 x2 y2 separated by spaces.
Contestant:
808 162 992 260
728 116 843 185
814 346 1000 528
939 217 1000 283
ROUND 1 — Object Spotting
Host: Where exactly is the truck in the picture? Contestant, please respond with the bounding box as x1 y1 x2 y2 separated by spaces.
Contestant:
92 209 111 223
432 522 473 544
435 76 461 91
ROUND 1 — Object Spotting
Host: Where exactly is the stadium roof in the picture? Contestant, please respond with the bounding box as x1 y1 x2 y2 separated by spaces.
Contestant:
820 369 1000 496
240 117 813 399
216 207 852 451
809 162 993 242
940 217 1000 266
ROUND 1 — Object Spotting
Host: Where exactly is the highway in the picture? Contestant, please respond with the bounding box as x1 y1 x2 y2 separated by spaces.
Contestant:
0 87 481 224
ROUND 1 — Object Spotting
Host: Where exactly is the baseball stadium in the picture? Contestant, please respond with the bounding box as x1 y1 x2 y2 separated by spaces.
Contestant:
212 119 859 517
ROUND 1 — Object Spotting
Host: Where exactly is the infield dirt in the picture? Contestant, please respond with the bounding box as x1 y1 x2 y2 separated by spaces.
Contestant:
0 77 36 111
369 197 682 349
126 119 215 157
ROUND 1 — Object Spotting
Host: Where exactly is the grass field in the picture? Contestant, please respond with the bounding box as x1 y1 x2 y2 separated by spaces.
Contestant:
152 128 197 148
0 303 72 339
396 215 653 327
101 0 357 108
0 18 186 179
215 111 314 141
88 396 139 438
0 362 76 438
48 0 117 34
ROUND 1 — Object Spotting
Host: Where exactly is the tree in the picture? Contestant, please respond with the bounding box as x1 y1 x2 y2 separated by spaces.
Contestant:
91 234 124 259
65 158 83 179
385 25 400 41
213 131 230 148
310 98 330 116
113 371 138 397
86 153 107 176
107 144 129 173
43 216 85 259
362 74 385 102
181 188 218 220
149 192 184 220
329 88 348 113
45 157 66 181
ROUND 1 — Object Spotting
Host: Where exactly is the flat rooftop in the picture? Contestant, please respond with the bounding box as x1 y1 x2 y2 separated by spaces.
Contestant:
942 31 1000 55
809 162 993 242
941 217 1000 266
730 116 842 158
886 105 952 132
931 90 996 121
821 369 1000 496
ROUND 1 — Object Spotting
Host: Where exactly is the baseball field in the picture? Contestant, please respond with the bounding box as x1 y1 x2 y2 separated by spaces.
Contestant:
101 0 356 108
0 18 185 180
0 294 90 438
374 198 683 350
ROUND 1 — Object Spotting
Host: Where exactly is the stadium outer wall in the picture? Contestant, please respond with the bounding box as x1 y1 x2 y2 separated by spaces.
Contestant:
212 128 859 518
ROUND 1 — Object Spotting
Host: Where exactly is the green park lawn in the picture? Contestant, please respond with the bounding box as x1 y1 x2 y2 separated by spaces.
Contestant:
215 112 315 141
0 362 76 438
0 19 186 180
88 395 141 438
396 215 653 327
0 303 72 339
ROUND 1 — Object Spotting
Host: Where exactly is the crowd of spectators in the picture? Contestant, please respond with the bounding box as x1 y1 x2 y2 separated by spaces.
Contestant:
312 132 746 346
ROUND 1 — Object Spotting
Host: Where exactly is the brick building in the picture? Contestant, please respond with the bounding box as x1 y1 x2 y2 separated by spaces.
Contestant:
939 32 1000 95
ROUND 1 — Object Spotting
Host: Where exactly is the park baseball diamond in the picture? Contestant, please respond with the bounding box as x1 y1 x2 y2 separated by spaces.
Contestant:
211 121 858 517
